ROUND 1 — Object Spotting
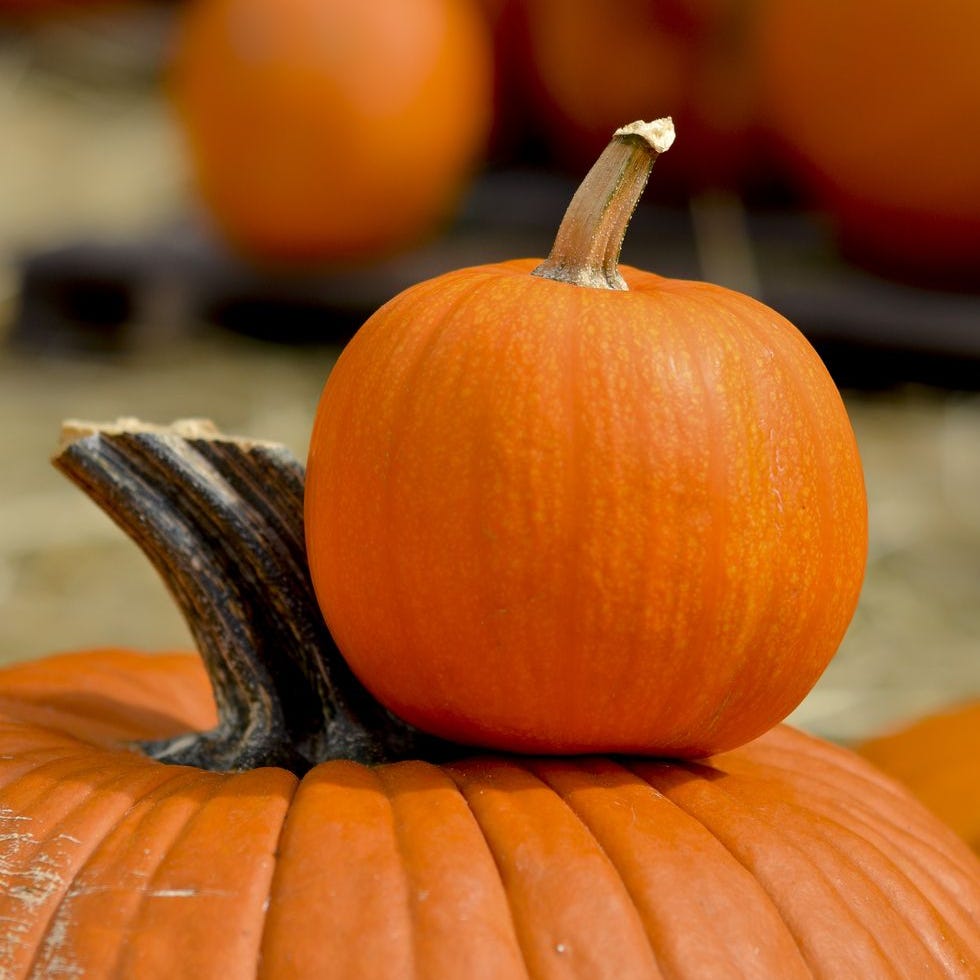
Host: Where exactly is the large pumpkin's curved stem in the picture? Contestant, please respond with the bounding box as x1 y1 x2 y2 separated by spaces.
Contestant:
53 419 454 775
532 118 675 290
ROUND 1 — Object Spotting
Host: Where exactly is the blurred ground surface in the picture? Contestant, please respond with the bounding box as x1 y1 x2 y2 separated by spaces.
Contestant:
1 18 978 747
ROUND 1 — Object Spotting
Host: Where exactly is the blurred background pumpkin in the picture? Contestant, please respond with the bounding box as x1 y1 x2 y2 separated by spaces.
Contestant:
507 0 762 193
755 0 980 286
170 0 493 264
0 0 977 759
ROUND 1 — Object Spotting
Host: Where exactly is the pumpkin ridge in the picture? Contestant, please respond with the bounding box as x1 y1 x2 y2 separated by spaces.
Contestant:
438 762 537 979
373 761 530 979
785 804 977 975
0 730 104 780
725 741 979 883
115 767 296 976
730 730 926 808
664 288 780 748
0 651 217 739
446 758 662 978
627 757 884 976
464 274 552 717
357 764 423 980
724 737 980 947
680 288 793 748
71 768 230 975
25 766 218 979
527 757 669 978
719 758 980 957
694 766 969 975
634 760 817 976
258 761 420 978
0 758 185 978
751 292 862 696
532 758 812 978
0 692 206 748
557 284 591 718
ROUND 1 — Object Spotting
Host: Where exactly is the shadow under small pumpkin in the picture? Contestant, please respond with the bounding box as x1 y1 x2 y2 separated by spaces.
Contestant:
1 121 979 978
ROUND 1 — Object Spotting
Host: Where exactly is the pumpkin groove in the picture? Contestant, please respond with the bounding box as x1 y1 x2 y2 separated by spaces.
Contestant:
0 759 189 978
641 756 980 971
691 775 968 975
113 768 295 978
856 704 980 855
727 739 976 892
665 739 980 923
632 762 933 977
447 759 664 979
529 759 812 978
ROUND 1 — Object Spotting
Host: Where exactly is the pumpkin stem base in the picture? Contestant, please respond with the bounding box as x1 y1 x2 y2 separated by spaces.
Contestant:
54 419 457 775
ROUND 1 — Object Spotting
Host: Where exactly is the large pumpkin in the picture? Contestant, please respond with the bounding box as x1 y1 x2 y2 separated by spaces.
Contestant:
169 0 492 263
857 701 980 855
2 648 979 978
305 119 868 757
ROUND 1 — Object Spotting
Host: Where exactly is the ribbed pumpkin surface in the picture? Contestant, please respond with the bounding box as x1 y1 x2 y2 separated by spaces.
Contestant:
1 650 978 978
858 702 980 856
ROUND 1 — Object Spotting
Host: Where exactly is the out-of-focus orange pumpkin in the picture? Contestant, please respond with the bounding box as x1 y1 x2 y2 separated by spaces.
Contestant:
756 0 980 283
2 649 979 977
305 120 868 757
169 0 492 263
513 0 760 188
857 702 980 854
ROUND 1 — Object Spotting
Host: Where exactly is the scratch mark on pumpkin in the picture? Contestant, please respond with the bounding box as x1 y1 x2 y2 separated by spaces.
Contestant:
0 810 84 977
146 888 235 899
33 915 84 979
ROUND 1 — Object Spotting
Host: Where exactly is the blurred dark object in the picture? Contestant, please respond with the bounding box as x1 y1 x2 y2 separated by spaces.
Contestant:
0 2 174 86
7 172 980 390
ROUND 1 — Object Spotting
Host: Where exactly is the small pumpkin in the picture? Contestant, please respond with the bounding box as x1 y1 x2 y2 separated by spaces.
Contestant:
169 0 492 263
305 119 868 757
0 420 977 976
857 701 980 855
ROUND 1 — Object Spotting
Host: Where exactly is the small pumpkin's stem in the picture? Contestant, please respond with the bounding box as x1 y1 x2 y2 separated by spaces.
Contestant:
533 117 675 290
53 419 453 775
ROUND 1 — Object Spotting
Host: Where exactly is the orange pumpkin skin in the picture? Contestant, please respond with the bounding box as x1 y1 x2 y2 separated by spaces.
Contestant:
756 0 980 282
857 702 980 855
305 259 868 756
169 0 492 263
1 650 978 978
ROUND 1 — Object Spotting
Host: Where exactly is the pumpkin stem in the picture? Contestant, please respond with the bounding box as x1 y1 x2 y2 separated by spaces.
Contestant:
532 118 675 290
53 419 455 775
